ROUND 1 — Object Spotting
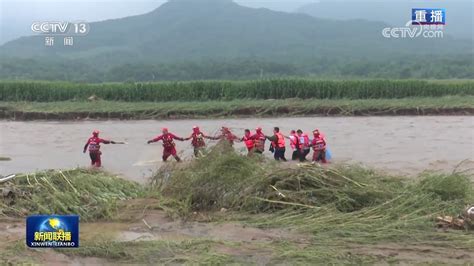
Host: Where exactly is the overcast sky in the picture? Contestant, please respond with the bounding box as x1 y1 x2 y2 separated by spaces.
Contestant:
1 0 470 44
0 0 468 24
0 0 316 23
0 0 317 43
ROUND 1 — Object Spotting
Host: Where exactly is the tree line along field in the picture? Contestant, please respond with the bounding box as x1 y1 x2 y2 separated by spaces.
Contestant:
1 79 473 102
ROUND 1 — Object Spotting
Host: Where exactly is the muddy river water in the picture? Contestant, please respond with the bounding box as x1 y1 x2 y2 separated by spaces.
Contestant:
1 116 473 183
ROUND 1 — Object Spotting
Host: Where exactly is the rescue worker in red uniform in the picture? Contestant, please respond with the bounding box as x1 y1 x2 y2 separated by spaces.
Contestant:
147 128 185 162
285 130 300 160
310 129 327 163
220 127 239 146
241 129 255 155
296 129 311 162
185 126 220 157
83 130 117 167
250 127 266 154
266 127 287 161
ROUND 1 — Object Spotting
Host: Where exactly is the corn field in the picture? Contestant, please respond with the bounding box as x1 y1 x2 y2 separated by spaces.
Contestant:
0 79 473 102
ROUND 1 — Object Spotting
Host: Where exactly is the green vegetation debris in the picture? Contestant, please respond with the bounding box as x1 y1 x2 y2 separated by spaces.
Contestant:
154 143 474 246
0 169 143 221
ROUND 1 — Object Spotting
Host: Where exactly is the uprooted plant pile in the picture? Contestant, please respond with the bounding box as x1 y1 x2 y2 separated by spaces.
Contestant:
154 142 472 213
0 169 142 221
153 143 474 235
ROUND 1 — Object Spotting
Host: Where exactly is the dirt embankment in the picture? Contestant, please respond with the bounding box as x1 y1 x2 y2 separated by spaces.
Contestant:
1 207 472 265
1 107 474 121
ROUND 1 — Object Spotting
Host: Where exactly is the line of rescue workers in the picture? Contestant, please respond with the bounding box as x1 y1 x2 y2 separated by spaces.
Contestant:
83 126 329 167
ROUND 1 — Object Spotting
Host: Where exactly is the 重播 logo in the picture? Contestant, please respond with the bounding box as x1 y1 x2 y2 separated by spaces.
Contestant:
412 8 446 25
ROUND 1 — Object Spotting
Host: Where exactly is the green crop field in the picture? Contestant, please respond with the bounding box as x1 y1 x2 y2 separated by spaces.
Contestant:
1 79 473 102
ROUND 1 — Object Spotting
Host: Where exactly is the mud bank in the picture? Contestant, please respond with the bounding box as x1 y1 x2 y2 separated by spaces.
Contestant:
1 107 474 121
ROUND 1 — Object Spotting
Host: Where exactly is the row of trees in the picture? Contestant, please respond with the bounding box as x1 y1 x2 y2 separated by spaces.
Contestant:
1 55 472 82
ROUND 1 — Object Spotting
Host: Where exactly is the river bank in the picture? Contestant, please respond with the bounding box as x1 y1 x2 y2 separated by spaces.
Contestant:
1 153 472 265
1 96 474 120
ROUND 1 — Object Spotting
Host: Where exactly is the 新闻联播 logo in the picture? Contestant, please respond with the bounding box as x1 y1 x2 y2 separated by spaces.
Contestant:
26 215 79 248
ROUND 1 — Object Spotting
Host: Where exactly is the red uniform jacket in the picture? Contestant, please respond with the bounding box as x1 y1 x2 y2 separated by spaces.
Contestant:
242 135 255 149
84 137 110 153
222 132 239 145
251 132 266 151
289 134 299 150
311 136 326 151
188 132 218 148
152 133 183 148
298 134 310 150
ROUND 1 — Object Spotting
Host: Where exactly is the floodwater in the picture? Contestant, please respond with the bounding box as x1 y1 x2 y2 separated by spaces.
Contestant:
1 116 473 183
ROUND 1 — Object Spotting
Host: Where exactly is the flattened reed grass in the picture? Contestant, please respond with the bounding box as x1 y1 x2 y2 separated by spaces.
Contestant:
153 143 474 244
0 169 143 221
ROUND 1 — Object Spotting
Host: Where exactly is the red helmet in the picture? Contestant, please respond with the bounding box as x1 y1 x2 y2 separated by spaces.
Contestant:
92 130 99 136
256 127 262 132
162 127 169 133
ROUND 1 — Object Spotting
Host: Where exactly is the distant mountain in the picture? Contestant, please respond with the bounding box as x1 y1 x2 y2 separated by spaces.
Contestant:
0 0 472 81
2 0 471 61
297 0 473 40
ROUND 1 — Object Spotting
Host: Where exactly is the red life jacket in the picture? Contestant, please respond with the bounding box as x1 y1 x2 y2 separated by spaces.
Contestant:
298 134 310 149
253 132 266 151
191 132 206 148
289 135 298 149
88 137 102 152
224 132 237 145
242 135 254 149
162 134 176 148
273 133 285 148
312 136 326 151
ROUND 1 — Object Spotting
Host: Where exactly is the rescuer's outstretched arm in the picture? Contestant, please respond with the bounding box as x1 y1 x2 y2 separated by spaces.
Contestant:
184 134 193 141
266 135 277 142
171 133 185 141
204 134 220 140
147 135 162 144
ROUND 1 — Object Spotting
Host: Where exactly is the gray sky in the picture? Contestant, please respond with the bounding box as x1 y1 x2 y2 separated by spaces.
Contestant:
1 0 470 44
0 0 317 43
0 0 316 22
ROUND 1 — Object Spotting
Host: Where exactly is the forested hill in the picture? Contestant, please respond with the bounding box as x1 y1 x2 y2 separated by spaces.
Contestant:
0 0 472 81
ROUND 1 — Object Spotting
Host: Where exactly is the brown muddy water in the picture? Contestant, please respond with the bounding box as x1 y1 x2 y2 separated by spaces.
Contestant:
1 116 473 183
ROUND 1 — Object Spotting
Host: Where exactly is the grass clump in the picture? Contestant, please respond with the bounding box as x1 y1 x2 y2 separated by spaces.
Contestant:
153 144 474 246
0 169 143 221
153 143 404 214
154 142 266 212
420 173 473 201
